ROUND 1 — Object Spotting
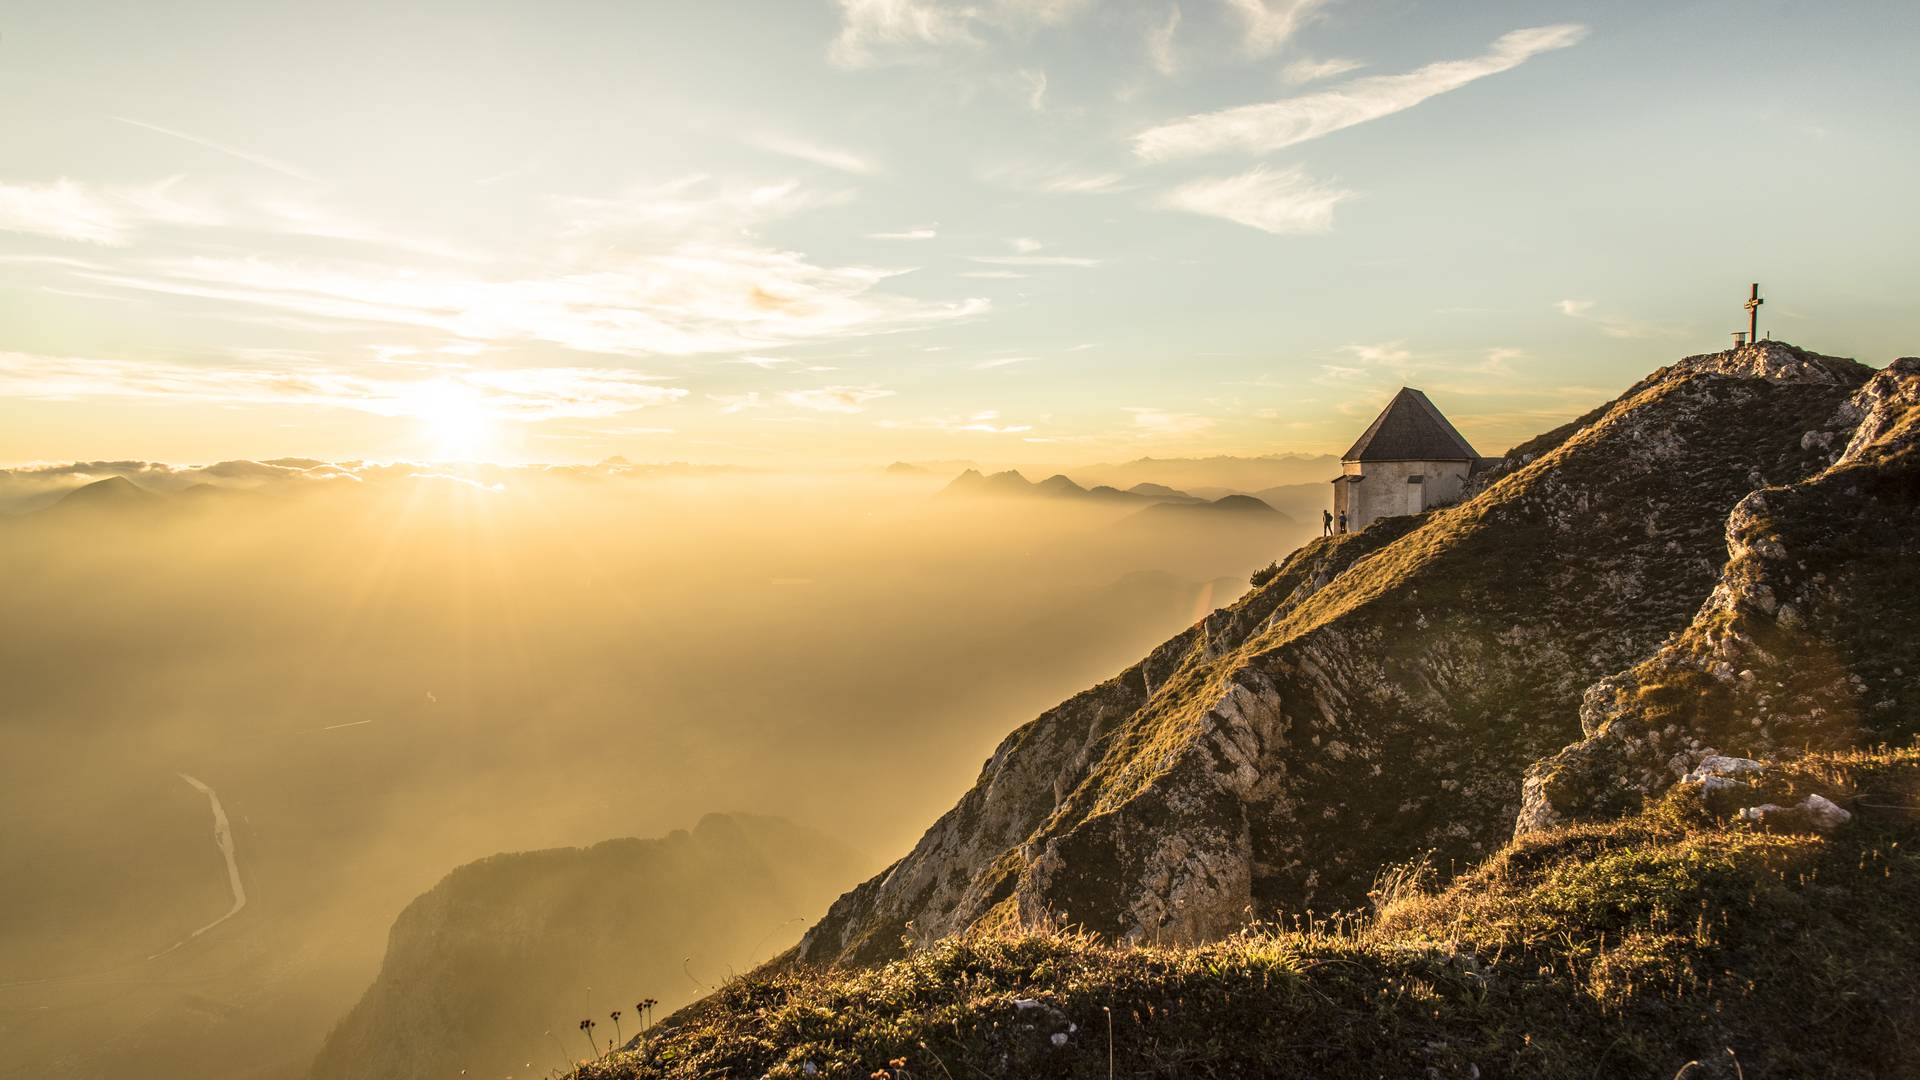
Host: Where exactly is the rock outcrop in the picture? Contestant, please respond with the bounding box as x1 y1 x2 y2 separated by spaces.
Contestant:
1517 356 1920 832
309 815 864 1080
798 342 1881 967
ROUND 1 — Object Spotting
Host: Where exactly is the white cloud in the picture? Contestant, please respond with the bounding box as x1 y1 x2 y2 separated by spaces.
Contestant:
551 175 841 240
0 351 686 421
1021 69 1049 111
0 177 223 245
881 408 1032 433
1556 299 1683 339
1222 0 1333 56
709 391 768 413
980 164 1134 194
1125 407 1213 436
58 175 988 358
1158 165 1353 234
1281 56 1364 85
0 180 128 244
869 227 938 240
1341 341 1413 366
1147 5 1183 75
1132 24 1588 161
969 254 1100 267
829 0 974 68
747 132 877 176
79 245 983 358
828 0 1089 68
1010 237 1044 253
959 270 1029 279
783 384 895 413
973 356 1031 369
112 116 320 184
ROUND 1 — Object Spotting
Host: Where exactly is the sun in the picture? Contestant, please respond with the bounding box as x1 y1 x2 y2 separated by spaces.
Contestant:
406 378 497 461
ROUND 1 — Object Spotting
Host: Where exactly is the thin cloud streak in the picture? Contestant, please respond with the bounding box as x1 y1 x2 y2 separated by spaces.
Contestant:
1223 0 1333 57
112 116 322 184
1282 56 1364 85
0 351 687 421
1132 24 1588 161
968 254 1100 267
782 384 895 413
1158 165 1353 234
0 178 224 245
748 132 878 175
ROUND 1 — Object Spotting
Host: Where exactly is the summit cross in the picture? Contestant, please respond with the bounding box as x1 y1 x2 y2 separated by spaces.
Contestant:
1744 282 1764 342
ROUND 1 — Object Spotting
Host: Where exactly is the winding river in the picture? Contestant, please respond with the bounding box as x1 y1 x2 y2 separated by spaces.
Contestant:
148 773 248 961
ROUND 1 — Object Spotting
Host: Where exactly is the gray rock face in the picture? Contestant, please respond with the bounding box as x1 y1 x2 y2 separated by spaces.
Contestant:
1737 793 1853 832
1517 356 1920 834
799 343 1876 968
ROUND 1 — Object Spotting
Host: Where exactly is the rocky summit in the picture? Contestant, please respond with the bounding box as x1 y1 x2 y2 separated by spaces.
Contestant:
795 341 1914 967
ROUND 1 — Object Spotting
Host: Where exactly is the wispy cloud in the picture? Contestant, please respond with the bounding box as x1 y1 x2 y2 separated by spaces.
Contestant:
1020 69 1049 111
78 247 976 356
869 227 938 240
783 384 895 412
0 351 686 421
0 178 223 245
880 408 1032 433
1223 0 1333 56
709 391 768 413
959 270 1028 279
979 164 1134 195
1555 299 1684 339
829 0 974 67
1125 406 1213 436
550 175 842 240
973 355 1032 369
112 116 320 184
1132 24 1587 161
968 254 1100 267
47 174 986 358
1282 55 1364 85
1158 165 1352 234
828 0 1091 68
1340 341 1413 367
747 132 878 175
1147 5 1182 75
0 180 130 244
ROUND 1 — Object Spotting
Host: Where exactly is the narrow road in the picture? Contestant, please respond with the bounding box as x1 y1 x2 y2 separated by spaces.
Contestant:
148 773 247 960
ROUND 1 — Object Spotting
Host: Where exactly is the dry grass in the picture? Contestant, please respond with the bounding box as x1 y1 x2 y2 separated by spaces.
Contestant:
577 745 1920 1080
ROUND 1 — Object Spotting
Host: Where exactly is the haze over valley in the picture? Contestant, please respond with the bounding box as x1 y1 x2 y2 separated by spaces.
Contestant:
0 458 1315 1079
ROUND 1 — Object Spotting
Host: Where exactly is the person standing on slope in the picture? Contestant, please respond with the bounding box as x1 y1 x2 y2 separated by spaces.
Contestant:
1323 509 1333 536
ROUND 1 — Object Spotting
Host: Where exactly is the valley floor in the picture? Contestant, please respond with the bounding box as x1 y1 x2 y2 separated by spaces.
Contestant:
579 744 1920 1080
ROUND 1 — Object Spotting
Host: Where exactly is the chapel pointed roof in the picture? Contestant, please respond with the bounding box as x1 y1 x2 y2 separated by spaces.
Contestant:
1342 387 1479 463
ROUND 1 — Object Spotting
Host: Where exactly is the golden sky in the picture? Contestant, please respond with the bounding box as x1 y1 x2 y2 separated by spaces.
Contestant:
3 0 1915 467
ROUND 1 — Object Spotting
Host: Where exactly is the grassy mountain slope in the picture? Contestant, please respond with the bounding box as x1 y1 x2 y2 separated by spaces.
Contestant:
1520 356 1920 830
585 744 1920 1080
796 343 1871 968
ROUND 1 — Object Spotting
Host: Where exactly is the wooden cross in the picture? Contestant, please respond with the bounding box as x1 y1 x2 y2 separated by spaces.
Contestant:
1744 282 1764 342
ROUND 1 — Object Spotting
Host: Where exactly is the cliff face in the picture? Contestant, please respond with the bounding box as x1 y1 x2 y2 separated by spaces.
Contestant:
798 342 1876 967
1518 356 1920 831
309 814 864 1080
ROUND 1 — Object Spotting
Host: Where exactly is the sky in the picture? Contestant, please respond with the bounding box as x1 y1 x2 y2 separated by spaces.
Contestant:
2 0 1916 468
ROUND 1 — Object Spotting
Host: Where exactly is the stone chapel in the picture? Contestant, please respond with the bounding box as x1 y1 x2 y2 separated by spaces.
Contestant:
1331 387 1480 532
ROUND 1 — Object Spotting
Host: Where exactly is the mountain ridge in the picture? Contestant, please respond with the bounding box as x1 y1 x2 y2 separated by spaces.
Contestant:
796 341 1887 968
